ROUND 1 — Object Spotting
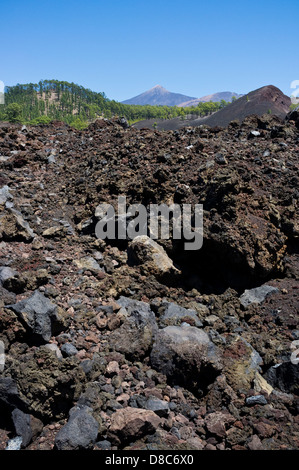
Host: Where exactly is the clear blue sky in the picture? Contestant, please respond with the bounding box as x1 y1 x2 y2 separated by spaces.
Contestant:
1 0 298 101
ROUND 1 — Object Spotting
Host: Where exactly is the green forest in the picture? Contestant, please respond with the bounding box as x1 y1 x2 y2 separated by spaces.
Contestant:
0 79 230 129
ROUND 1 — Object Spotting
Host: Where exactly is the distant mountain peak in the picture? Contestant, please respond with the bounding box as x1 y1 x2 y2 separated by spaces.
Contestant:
148 85 168 93
122 86 244 107
122 86 197 106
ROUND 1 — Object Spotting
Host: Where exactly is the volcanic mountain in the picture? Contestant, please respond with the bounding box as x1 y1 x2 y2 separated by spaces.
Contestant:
201 85 291 127
121 85 197 106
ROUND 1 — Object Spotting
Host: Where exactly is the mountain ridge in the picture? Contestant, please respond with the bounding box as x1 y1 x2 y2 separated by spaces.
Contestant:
178 91 243 107
122 86 243 107
121 85 197 106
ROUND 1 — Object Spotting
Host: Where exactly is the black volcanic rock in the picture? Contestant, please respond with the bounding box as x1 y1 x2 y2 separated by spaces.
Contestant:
54 405 99 450
0 115 298 450
286 106 299 129
7 291 62 343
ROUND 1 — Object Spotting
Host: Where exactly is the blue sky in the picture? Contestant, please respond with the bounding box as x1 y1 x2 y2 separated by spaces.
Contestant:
1 0 298 101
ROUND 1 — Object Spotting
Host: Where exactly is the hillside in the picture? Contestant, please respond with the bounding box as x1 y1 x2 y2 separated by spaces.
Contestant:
0 80 112 128
133 85 292 130
121 85 197 106
0 80 231 128
0 80 185 127
201 85 291 127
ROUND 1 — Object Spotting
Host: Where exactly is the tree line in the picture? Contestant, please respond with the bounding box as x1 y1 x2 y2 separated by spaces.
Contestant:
0 79 231 129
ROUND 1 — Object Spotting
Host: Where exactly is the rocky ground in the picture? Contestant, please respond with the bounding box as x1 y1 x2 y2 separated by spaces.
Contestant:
0 109 298 450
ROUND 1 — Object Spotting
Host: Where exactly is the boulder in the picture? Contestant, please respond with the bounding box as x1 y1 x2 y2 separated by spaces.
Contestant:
5 348 85 420
7 290 63 343
0 186 13 206
118 117 129 129
145 397 169 417
73 256 103 273
108 407 161 445
12 409 33 448
3 269 50 294
150 324 222 394
264 362 299 395
240 285 279 308
245 395 268 406
54 405 99 450
253 372 273 395
159 301 203 327
0 208 34 242
96 440 112 450
0 285 16 305
106 361 120 376
286 106 299 129
247 434 264 450
42 226 67 238
0 377 28 410
109 296 158 360
0 266 17 286
128 235 181 281
222 335 263 392
6 436 23 450
61 343 78 357
205 411 235 438
44 343 63 359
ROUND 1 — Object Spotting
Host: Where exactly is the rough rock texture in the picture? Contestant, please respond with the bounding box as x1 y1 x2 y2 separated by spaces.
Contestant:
0 377 28 411
54 405 99 450
108 296 158 360
0 186 12 206
128 235 181 281
2 349 85 421
11 409 35 448
0 209 34 242
150 325 222 394
73 256 103 273
6 290 64 343
222 335 263 392
108 407 161 445
264 362 299 395
0 115 298 450
159 301 203 327
240 285 279 308
145 397 169 417
205 411 235 438
286 106 299 129
0 266 17 286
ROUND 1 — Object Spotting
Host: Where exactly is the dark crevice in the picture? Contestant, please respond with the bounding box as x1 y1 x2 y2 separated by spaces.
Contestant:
170 238 285 295
89 225 290 294
0 406 14 434
166 356 221 398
